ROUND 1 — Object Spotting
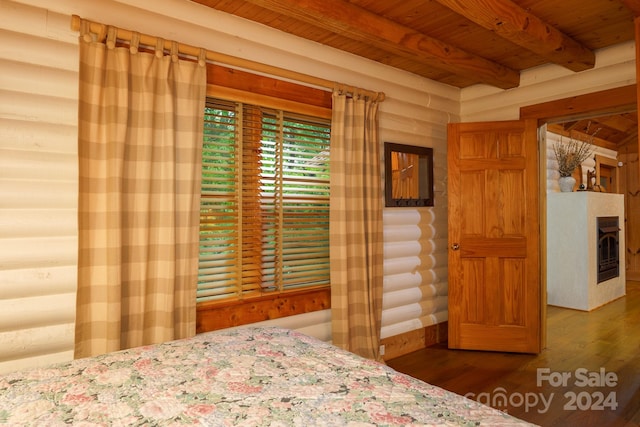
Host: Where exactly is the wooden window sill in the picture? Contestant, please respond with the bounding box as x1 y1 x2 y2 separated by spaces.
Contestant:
196 287 330 333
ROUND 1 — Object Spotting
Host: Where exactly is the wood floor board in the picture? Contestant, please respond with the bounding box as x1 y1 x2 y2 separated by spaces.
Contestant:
387 281 640 427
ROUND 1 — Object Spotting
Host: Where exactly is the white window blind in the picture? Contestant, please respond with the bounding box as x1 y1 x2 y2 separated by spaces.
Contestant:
198 98 331 303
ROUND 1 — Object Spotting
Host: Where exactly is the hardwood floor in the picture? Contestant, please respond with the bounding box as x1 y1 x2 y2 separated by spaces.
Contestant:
387 281 640 427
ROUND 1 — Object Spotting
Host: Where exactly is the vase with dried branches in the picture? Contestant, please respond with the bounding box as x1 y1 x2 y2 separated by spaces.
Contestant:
552 130 597 192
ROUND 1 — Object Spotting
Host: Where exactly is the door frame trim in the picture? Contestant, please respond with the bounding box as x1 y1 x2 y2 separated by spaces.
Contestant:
518 84 637 349
520 84 636 124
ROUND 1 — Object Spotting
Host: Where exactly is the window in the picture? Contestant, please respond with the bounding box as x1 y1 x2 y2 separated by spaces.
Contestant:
198 97 331 304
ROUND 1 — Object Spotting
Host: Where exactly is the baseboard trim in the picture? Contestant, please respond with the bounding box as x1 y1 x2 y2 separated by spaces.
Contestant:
381 322 448 361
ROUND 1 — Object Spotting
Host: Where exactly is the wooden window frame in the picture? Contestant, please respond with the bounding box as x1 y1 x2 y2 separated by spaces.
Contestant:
197 64 332 333
595 154 619 193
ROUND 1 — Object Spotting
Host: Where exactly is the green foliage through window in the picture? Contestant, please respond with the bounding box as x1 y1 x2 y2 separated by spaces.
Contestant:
198 98 331 303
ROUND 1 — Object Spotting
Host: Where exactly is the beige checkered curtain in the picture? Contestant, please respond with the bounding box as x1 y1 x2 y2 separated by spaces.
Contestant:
75 28 206 358
330 90 384 360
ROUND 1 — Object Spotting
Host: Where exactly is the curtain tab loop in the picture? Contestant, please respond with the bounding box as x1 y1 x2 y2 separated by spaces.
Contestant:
96 24 108 44
155 38 165 58
130 32 140 54
106 26 117 50
198 49 206 67
171 41 179 63
80 19 93 43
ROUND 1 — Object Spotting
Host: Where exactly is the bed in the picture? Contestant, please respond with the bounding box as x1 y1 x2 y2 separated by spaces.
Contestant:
0 327 534 426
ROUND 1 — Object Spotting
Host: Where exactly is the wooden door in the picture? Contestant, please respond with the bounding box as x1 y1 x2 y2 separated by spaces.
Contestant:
447 120 541 353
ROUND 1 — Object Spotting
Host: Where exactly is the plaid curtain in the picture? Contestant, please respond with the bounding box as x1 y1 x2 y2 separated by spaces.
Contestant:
75 27 207 358
330 90 384 360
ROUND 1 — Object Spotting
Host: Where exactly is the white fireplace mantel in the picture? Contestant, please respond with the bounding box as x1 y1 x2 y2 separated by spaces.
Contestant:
547 192 626 311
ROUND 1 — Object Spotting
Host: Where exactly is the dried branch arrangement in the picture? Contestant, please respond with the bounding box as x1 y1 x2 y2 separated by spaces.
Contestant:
552 124 598 177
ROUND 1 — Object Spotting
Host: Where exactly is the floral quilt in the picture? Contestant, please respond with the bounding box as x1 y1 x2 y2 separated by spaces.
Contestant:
0 327 535 426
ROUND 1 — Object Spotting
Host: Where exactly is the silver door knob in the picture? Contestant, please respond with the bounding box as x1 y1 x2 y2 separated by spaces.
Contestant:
451 243 460 250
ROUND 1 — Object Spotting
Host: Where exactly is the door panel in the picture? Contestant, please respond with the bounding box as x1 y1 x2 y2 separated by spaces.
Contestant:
448 120 541 354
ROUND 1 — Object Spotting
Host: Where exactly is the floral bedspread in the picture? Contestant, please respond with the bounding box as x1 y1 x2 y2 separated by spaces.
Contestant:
0 327 534 426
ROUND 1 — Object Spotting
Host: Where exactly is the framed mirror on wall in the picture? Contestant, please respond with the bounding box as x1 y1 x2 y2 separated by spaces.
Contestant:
384 142 434 207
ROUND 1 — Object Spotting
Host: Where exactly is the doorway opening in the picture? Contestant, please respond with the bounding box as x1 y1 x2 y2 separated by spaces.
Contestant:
519 84 638 347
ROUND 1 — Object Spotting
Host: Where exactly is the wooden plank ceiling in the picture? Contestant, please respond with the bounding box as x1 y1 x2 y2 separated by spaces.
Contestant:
191 0 639 148
549 112 638 151
192 0 636 89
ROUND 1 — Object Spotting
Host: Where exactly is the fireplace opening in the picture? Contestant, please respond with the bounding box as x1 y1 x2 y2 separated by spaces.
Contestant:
597 216 619 284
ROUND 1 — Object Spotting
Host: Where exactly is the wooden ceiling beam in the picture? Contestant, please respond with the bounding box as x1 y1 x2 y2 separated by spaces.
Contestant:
520 85 637 123
433 0 595 72
618 128 639 149
238 0 520 89
595 114 638 133
622 0 640 16
546 124 618 151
